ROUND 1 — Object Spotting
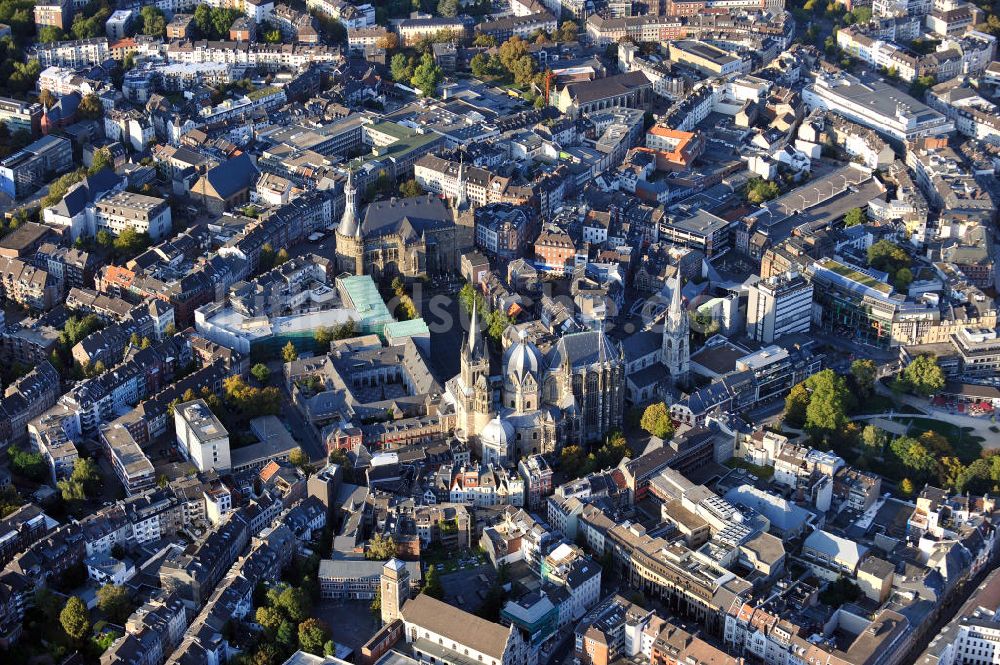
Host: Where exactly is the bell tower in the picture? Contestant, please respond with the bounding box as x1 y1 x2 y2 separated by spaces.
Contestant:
379 558 409 624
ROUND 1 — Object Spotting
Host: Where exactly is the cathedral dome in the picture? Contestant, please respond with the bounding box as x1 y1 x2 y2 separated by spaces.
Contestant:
503 330 543 384
480 416 514 450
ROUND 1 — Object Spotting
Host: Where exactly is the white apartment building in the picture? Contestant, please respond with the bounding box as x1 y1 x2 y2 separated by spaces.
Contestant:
94 191 173 241
174 399 232 473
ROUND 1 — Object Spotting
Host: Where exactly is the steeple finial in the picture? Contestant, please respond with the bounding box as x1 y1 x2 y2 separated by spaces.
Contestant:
468 298 479 355
669 275 683 318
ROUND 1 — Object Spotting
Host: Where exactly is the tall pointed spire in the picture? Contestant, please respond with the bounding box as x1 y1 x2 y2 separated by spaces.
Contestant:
468 298 480 356
340 169 357 236
456 153 467 209
668 275 683 321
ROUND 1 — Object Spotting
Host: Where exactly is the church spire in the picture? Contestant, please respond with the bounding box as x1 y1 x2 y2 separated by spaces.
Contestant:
340 169 357 236
662 275 690 386
668 275 683 323
468 298 480 356
456 153 467 209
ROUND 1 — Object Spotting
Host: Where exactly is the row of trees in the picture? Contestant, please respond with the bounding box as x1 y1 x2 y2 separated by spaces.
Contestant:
560 431 630 478
248 583 333 663
784 362 880 442
860 422 991 494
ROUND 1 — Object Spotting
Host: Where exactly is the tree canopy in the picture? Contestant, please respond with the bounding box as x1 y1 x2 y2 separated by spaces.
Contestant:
640 402 674 440
898 355 945 396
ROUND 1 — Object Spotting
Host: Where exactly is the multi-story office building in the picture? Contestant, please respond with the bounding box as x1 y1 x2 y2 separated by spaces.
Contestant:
746 272 814 343
0 98 42 138
0 134 73 199
803 257 899 348
803 72 954 143
174 400 231 473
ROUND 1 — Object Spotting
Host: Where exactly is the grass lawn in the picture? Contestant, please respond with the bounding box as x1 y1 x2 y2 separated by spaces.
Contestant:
725 458 775 480
853 394 896 415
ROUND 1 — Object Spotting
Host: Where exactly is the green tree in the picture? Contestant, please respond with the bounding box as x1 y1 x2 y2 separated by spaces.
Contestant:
803 370 850 440
398 179 424 198
852 6 872 22
910 74 936 97
843 207 865 227
470 52 491 78
960 459 992 495
390 53 414 83
784 383 810 428
438 0 459 16
861 424 886 452
113 227 151 257
9 60 42 94
314 326 334 350
901 355 945 396
486 308 511 343
298 618 330 655
746 178 780 204
276 620 296 648
596 431 630 468
39 88 56 108
71 457 100 490
251 363 271 384
282 341 299 363
366 533 397 560
38 26 63 43
60 596 90 643
890 436 937 478
640 402 674 439
289 448 310 469
473 34 497 47
140 6 167 37
9 447 47 481
900 477 914 496
850 359 877 398
89 147 113 175
275 585 311 623
275 248 290 266
894 266 913 292
255 605 283 634
422 565 444 599
411 52 443 97
96 585 131 624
